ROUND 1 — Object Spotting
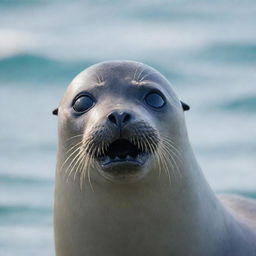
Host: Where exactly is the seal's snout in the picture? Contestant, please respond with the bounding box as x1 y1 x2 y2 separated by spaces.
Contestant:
107 111 132 129
86 119 160 170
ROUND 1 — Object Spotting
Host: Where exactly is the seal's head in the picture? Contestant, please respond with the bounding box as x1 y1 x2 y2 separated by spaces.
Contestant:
55 61 189 184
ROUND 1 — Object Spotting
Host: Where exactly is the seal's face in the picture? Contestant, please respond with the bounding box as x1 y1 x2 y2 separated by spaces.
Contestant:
57 61 188 183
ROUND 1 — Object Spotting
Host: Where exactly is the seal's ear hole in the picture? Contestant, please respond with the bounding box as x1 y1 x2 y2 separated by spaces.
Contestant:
52 108 58 116
181 101 190 111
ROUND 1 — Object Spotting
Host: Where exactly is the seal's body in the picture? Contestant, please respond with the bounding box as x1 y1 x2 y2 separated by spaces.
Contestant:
54 61 256 256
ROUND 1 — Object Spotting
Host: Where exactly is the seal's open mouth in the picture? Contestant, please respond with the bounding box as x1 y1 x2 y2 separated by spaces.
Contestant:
97 139 149 167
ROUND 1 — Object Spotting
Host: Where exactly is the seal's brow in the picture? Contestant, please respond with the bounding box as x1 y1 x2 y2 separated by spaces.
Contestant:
130 81 164 93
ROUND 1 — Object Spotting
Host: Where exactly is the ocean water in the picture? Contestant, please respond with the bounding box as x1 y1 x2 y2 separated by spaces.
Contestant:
0 0 255 255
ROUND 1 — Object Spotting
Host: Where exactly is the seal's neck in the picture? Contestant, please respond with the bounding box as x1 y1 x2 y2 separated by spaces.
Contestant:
93 149 225 255
55 144 234 256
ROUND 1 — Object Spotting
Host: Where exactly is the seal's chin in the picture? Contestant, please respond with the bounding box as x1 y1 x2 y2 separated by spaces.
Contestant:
96 139 150 169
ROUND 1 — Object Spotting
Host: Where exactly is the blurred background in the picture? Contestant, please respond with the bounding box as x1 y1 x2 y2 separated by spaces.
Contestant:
0 0 255 255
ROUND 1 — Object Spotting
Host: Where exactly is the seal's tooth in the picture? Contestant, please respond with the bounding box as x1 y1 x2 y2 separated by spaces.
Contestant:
104 156 110 163
126 155 133 160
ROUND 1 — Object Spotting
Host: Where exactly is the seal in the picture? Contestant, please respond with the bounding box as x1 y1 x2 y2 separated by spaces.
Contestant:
53 61 256 256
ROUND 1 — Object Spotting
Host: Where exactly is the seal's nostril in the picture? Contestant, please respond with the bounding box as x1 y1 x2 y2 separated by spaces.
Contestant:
122 113 131 124
108 113 117 125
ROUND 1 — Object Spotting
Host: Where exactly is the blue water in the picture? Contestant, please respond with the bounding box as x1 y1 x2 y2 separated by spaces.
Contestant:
0 1 255 255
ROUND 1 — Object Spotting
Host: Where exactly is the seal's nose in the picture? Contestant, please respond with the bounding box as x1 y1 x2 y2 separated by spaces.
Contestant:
108 111 132 128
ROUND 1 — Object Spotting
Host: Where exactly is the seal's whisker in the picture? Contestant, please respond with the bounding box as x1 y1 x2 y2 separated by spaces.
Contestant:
139 71 158 82
144 137 153 153
76 155 86 183
65 147 83 176
87 155 95 192
65 150 83 183
63 134 84 147
160 142 183 169
102 141 108 155
139 138 144 152
162 139 182 157
97 141 107 157
68 150 84 179
69 151 84 179
64 134 84 143
137 67 146 82
161 135 180 149
74 152 86 181
161 141 183 179
99 73 104 84
78 143 97 188
156 145 169 179
160 143 182 179
147 135 159 153
96 145 100 157
61 146 80 170
135 136 141 151
80 157 88 190
163 147 177 184
160 135 183 157
147 138 162 177
133 66 139 81
160 139 181 183
145 136 155 154
80 149 95 191
161 141 183 181
148 138 162 177
133 132 161 176
157 147 172 184
61 145 82 172
135 64 144 81
83 139 96 155
153 150 161 177
87 148 97 175
67 139 93 178
161 140 182 164
95 72 102 84
64 140 84 155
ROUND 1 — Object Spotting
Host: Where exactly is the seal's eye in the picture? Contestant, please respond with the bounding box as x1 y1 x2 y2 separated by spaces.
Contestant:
145 92 165 108
73 95 95 112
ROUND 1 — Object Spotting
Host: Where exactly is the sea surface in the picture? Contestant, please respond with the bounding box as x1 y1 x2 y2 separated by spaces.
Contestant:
0 0 255 255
